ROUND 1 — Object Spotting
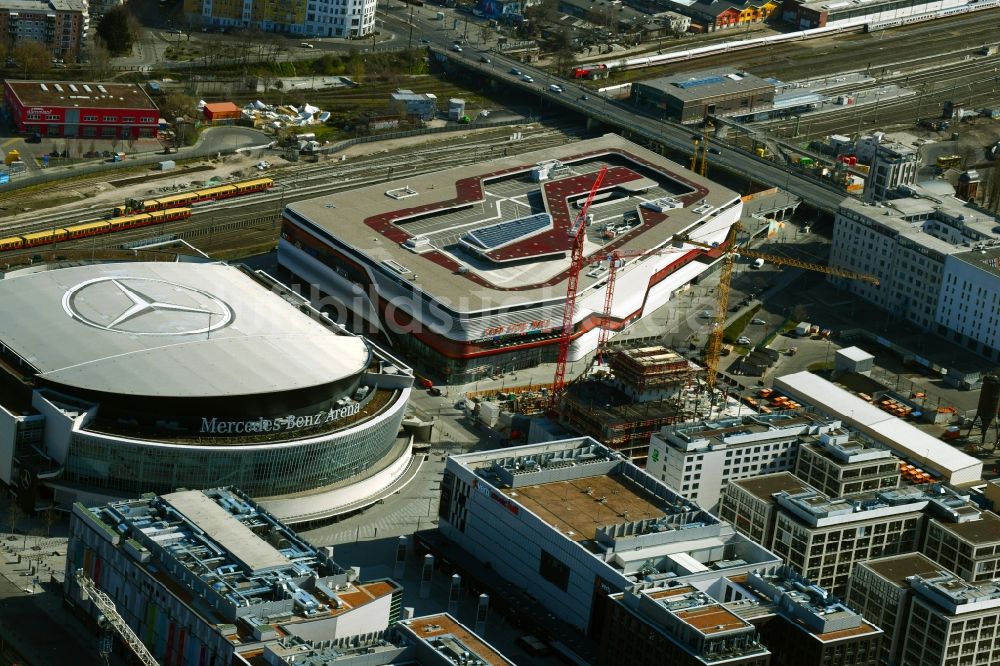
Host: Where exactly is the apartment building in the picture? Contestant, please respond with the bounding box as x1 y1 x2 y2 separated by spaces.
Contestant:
902 574 1000 666
936 246 1000 361
922 510 1000 583
646 412 840 511
183 0 376 37
0 0 87 60
719 472 812 546
794 433 900 498
848 553 948 666
863 142 919 202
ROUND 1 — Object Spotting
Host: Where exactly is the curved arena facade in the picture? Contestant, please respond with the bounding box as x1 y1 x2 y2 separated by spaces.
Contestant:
0 262 416 524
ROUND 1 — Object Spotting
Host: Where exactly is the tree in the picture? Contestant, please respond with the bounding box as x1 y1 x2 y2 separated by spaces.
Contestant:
89 40 113 80
160 91 197 123
13 41 49 78
96 6 137 56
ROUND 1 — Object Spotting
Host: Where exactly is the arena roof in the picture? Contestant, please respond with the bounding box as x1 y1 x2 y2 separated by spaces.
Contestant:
285 134 740 311
0 262 369 398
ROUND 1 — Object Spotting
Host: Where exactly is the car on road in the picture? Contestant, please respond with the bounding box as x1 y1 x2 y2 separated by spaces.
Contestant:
548 84 563 93
256 161 271 171
521 74 534 82
708 147 722 155
168 28 183 34
580 94 589 100
737 336 752 345
428 387 442 396
751 318 766 325
419 38 430 44
510 67 521 75
480 54 491 62
451 44 463 52
699 310 713 318
455 400 467 410
300 42 315 48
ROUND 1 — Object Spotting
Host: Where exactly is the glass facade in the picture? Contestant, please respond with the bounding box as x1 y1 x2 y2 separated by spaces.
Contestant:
60 390 408 497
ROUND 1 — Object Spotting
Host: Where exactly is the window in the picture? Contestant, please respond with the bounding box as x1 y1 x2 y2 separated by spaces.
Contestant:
83 114 97 122
103 115 115 122
539 550 570 591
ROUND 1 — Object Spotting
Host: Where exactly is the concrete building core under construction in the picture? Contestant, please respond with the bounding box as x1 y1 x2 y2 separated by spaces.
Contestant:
561 345 702 463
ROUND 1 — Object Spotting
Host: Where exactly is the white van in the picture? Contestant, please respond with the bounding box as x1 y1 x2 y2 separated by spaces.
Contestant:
548 84 563 93
751 258 765 269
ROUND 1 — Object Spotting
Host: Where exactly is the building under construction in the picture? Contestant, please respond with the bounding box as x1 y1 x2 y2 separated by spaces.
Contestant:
560 346 702 464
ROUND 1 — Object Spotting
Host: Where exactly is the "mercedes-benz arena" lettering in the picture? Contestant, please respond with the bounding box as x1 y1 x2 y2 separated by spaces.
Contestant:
200 403 361 434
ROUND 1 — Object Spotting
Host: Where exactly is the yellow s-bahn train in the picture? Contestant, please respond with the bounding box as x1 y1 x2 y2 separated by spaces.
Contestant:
0 208 193 252
113 177 273 216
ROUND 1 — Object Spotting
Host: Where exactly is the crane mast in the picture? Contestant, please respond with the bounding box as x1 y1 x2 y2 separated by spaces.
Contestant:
75 568 160 666
552 166 608 397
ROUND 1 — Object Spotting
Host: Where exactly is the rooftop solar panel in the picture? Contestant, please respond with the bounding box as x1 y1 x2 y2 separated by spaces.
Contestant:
463 213 552 250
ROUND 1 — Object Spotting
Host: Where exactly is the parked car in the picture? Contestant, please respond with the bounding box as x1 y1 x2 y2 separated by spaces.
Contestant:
699 310 713 318
428 387 442 396
737 336 752 345
751 318 766 325
299 42 315 48
256 161 271 171
450 44 463 52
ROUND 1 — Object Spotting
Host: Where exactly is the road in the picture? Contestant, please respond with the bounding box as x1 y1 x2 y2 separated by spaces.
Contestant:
385 23 850 214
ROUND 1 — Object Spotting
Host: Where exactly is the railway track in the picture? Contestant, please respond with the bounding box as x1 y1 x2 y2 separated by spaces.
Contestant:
0 122 583 239
751 58 1000 139
1 125 587 261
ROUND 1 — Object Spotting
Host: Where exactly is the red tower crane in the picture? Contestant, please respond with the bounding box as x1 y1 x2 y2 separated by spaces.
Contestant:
552 165 608 397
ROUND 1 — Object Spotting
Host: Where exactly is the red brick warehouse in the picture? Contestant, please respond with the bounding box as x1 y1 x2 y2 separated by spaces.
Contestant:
2 80 160 140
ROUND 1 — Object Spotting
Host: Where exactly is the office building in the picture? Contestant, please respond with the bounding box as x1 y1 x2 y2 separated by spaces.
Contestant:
184 0 376 37
775 372 983 484
783 0 984 29
0 0 86 60
600 565 883 666
3 80 159 139
600 584 771 666
394 614 517 666
847 553 946 666
922 509 1000 583
279 135 741 384
936 246 1000 362
794 433 900 498
65 488 404 666
742 568 883 666
719 472 813 546
863 142 919 203
631 68 775 123
437 437 780 636
646 412 841 511
901 573 1000 666
0 262 416 525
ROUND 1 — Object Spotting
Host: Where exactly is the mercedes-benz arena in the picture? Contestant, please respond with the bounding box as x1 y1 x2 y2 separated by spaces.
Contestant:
279 134 742 385
0 262 417 524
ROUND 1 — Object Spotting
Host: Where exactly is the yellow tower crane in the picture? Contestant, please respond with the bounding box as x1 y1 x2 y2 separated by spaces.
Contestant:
683 223 880 389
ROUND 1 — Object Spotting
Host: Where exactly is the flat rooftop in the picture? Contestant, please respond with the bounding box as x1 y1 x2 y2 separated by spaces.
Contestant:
636 68 775 101
674 604 747 635
933 510 1000 544
502 472 666 542
0 262 369 398
401 614 515 666
954 246 1000 279
163 490 290 574
5 80 157 110
285 134 740 311
860 553 946 588
730 472 813 502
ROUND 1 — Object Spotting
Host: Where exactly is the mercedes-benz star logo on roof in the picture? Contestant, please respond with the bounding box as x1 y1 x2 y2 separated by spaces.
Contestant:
62 276 234 336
